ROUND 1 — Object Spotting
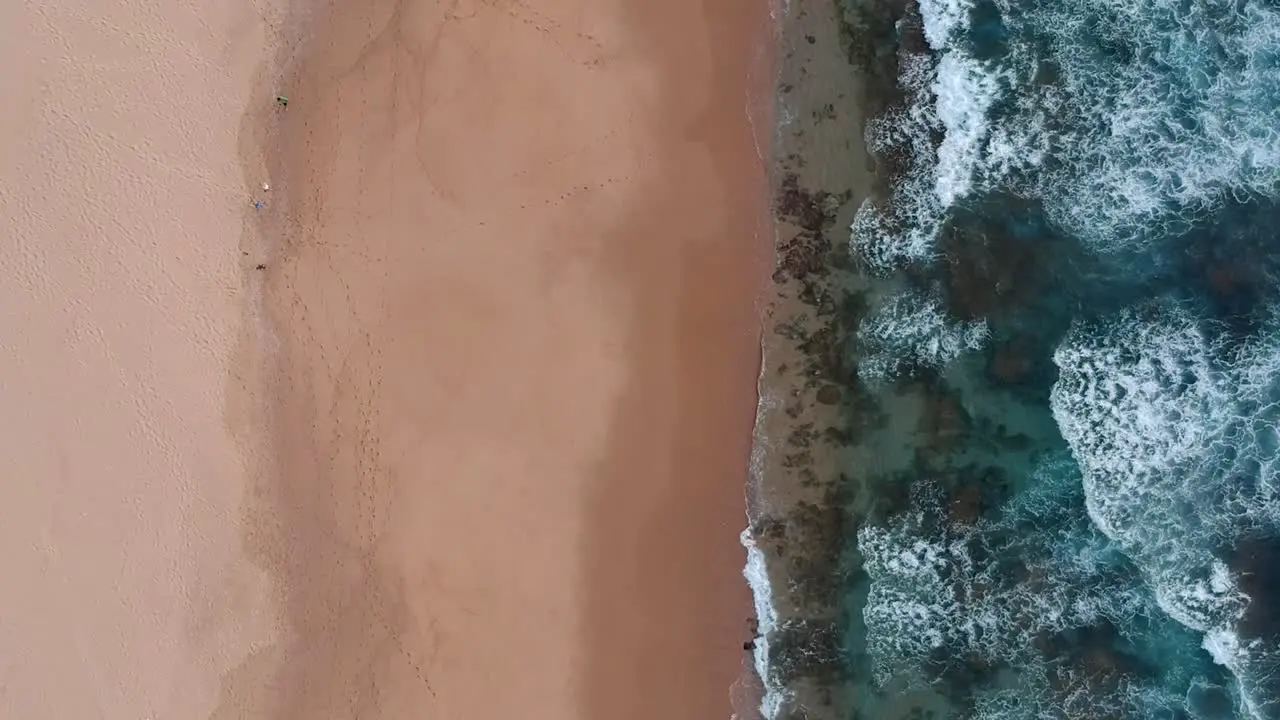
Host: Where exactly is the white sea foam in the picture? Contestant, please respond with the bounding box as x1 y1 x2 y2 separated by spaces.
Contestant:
842 0 1280 713
857 289 988 380
1052 305 1250 629
853 70 945 271
1033 0 1280 248
852 0 1280 271
932 55 1008 207
857 462 1178 714
850 7 1034 273
740 329 793 719
1051 301 1280 717
741 529 788 720
918 0 972 47
846 0 1280 713
971 672 1183 720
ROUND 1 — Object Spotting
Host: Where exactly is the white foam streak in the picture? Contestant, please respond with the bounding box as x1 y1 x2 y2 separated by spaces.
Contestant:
741 530 788 719
933 55 1006 206
858 290 988 380
740 341 791 720
919 0 973 48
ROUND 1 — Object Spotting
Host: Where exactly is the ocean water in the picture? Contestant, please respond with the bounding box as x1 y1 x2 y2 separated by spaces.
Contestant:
747 0 1280 716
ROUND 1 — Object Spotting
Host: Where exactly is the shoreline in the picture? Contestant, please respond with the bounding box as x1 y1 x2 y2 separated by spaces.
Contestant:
577 0 775 715
742 0 876 716
230 0 776 717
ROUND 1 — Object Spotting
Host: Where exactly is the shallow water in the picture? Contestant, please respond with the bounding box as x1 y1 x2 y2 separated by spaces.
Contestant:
750 0 1280 716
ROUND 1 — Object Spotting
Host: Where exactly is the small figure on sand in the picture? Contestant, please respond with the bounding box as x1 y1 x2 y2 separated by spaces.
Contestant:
276 95 288 108
253 200 265 209
743 616 760 652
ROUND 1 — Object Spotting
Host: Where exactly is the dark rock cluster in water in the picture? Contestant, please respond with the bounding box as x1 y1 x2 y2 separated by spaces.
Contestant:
753 163 869 711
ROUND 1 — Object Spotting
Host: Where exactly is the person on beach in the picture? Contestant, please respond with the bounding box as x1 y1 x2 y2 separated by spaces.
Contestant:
743 617 760 651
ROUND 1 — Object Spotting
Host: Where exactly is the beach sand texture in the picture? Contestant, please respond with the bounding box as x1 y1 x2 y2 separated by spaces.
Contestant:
0 0 278 717
1 0 771 717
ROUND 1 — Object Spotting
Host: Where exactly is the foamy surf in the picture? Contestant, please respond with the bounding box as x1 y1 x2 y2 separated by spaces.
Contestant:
741 529 788 720
750 0 1280 712
740 309 803 720
1051 302 1280 718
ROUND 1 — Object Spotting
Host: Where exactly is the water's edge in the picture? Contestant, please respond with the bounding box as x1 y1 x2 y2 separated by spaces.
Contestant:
741 0 883 716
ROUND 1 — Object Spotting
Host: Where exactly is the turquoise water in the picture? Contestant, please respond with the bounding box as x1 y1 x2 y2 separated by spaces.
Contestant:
755 0 1280 715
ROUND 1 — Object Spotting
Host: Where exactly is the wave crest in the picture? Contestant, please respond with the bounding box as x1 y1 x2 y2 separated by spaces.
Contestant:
1051 301 1280 717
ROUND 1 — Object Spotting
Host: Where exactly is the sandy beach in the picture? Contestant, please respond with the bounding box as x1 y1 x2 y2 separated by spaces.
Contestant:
1 0 771 716
0 0 278 716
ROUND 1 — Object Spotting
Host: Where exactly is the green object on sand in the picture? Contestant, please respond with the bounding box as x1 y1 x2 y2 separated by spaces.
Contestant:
276 95 288 107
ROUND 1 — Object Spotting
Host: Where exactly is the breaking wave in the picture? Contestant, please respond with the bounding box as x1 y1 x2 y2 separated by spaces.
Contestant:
859 459 1209 717
857 289 988 381
838 0 1280 713
852 0 1280 274
1052 302 1280 718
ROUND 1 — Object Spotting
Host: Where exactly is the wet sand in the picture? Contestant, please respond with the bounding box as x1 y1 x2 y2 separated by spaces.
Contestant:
0 0 771 715
577 2 774 718
232 0 773 718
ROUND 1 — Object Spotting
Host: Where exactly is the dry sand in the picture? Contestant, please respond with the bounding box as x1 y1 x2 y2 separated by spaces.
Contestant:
0 0 278 716
1 0 772 716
